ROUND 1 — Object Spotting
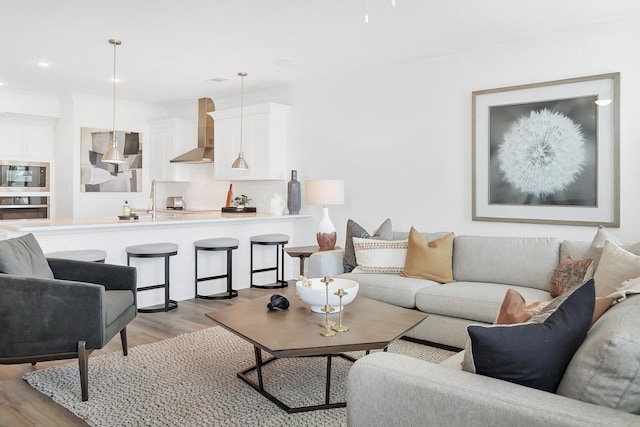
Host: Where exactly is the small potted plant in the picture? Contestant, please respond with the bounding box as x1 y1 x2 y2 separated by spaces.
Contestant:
233 194 252 208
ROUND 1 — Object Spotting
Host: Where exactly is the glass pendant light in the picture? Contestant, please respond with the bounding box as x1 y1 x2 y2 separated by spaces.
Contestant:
231 72 249 170
102 39 126 164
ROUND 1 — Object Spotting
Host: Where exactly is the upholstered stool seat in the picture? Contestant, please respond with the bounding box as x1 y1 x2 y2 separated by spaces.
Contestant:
126 242 178 313
250 233 289 289
46 249 107 263
195 237 239 300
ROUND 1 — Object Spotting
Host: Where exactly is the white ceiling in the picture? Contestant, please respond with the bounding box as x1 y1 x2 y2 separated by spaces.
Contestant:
2 0 640 106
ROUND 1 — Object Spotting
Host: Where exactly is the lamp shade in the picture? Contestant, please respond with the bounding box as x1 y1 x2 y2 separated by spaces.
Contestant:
305 180 344 206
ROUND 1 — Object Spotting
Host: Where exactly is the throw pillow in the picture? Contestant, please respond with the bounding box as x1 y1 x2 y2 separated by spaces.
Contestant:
585 226 640 276
607 275 640 303
463 280 594 393
494 289 542 325
549 256 593 297
351 238 407 274
401 227 454 283
343 218 392 273
593 241 640 298
0 233 54 279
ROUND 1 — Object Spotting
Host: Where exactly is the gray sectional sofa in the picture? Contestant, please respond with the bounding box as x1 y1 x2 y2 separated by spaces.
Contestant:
308 232 588 349
308 232 640 425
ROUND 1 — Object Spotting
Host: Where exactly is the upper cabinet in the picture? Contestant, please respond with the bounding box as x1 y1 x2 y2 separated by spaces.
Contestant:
0 113 57 160
148 118 197 181
211 103 289 180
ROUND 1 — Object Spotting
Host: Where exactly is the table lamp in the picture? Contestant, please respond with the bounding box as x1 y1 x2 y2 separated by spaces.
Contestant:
305 179 345 250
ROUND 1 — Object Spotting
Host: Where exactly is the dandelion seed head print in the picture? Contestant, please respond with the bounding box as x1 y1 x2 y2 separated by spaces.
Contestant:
497 109 586 197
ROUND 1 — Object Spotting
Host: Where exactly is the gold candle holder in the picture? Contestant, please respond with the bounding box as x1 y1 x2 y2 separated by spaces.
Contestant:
319 276 336 328
332 288 349 332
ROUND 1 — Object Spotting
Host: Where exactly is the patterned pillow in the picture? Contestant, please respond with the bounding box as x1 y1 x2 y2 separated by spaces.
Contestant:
343 218 392 273
352 238 407 274
549 256 592 297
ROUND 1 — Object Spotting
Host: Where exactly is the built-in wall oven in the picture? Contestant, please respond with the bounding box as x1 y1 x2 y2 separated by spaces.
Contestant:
0 160 49 192
0 196 49 220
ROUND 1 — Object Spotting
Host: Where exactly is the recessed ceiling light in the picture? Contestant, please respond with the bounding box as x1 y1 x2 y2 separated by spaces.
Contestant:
111 78 120 83
38 62 50 68
594 99 612 106
0 82 4 86
208 77 229 83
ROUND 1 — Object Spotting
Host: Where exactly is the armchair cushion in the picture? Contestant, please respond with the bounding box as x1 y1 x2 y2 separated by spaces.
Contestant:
0 233 53 279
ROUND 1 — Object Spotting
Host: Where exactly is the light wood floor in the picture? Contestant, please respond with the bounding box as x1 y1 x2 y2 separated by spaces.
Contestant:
0 287 274 427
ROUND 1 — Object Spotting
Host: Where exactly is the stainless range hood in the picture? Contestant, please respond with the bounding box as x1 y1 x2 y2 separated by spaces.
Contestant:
170 97 215 163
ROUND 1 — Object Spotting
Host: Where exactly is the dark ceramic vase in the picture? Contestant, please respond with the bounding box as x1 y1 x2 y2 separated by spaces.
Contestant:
287 170 301 215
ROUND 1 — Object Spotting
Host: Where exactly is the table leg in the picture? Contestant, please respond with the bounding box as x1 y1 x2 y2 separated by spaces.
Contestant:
254 346 264 390
325 355 332 405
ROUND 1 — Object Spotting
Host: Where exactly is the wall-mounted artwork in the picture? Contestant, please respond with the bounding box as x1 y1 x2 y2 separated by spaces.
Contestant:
472 73 620 227
80 127 142 192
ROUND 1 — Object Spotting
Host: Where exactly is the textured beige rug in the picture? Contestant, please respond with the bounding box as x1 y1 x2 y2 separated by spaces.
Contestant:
24 327 455 426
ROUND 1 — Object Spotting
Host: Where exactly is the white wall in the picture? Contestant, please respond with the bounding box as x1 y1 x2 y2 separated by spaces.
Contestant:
287 17 640 245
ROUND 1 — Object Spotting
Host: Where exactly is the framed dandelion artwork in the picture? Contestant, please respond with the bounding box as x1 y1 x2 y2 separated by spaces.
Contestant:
472 73 620 227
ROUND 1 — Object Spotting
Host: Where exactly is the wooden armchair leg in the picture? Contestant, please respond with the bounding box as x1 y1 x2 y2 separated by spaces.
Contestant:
78 341 89 401
120 328 128 356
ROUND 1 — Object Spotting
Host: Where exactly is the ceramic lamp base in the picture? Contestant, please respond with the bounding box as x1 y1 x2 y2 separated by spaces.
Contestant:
317 232 337 250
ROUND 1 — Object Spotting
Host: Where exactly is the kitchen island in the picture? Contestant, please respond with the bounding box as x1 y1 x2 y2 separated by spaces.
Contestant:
0 212 313 309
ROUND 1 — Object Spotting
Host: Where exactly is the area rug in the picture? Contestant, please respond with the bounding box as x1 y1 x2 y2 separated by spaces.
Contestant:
24 327 455 426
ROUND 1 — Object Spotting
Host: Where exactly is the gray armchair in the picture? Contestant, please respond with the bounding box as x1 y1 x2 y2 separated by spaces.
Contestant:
0 235 137 401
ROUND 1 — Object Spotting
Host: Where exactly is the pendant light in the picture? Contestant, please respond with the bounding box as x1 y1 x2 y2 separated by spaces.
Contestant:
231 72 249 170
102 39 126 164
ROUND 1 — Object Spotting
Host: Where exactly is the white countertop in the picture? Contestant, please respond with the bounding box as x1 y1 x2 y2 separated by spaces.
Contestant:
0 211 311 232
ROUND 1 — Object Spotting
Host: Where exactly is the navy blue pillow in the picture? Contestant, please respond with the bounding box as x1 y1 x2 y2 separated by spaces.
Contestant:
467 279 595 393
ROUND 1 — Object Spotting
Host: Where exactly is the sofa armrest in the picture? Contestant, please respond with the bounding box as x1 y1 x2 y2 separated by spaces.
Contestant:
47 258 136 294
347 352 639 427
0 274 106 356
307 249 345 278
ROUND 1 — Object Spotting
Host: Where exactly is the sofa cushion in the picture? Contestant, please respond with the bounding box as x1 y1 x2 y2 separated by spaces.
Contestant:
452 236 560 290
352 238 407 274
401 228 454 283
343 218 392 273
338 272 439 308
104 290 135 326
0 233 54 279
557 294 640 414
415 281 551 324
463 280 594 393
593 241 640 298
549 256 592 297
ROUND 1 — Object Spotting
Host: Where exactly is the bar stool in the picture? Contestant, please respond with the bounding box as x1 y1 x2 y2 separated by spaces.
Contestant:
46 249 107 263
195 237 239 300
250 234 289 289
126 242 178 313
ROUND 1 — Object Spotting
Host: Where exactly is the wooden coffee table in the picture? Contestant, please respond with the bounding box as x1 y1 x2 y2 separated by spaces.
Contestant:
205 287 427 413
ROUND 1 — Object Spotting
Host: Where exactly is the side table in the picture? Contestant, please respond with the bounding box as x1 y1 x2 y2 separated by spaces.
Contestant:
284 245 342 277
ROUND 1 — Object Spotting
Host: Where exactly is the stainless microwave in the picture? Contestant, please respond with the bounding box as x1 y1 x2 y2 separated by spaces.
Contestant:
0 160 50 192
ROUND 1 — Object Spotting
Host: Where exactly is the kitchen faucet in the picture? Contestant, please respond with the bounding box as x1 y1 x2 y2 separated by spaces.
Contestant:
149 179 156 215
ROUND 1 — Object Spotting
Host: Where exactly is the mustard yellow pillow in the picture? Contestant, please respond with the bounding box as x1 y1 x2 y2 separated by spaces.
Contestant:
401 227 454 283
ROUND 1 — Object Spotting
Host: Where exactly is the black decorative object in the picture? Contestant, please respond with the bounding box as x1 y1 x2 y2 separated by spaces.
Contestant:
287 170 301 215
267 295 290 310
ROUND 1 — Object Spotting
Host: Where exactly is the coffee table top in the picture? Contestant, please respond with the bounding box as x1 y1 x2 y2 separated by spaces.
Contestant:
205 287 427 358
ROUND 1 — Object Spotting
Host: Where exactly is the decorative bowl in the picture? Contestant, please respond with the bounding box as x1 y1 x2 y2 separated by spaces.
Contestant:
295 277 359 313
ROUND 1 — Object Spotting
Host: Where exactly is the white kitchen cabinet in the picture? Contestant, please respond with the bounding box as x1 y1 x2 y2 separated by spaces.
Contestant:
211 103 289 180
148 118 196 181
0 113 57 160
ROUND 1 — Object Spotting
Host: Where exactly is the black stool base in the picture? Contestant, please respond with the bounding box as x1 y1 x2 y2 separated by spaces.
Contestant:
138 299 178 313
196 290 239 300
251 282 288 289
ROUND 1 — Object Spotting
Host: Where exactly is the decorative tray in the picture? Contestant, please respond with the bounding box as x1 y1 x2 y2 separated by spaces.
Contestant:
118 214 139 220
221 207 257 213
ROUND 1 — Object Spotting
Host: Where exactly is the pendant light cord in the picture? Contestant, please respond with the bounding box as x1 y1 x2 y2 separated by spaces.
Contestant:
112 41 117 146
239 72 245 152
